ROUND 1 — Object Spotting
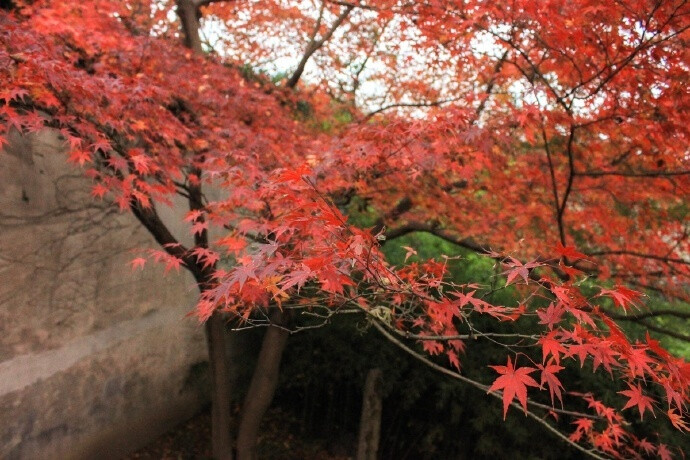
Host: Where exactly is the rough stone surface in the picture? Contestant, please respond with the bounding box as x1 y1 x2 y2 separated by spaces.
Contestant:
0 130 208 459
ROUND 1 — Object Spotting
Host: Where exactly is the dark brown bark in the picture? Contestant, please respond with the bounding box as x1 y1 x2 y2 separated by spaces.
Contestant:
357 368 383 460
173 6 291 459
206 313 234 460
236 310 291 460
177 0 204 55
130 202 234 459
172 6 237 458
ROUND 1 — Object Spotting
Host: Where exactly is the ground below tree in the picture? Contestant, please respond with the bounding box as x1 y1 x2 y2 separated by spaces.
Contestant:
127 405 350 460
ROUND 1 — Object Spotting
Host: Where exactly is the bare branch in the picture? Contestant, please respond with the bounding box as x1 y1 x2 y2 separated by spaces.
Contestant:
286 4 354 88
326 0 378 11
385 222 489 254
364 97 464 120
474 49 510 119
633 319 690 342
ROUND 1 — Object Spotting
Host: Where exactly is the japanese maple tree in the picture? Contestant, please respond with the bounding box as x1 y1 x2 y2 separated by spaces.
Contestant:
1 0 689 459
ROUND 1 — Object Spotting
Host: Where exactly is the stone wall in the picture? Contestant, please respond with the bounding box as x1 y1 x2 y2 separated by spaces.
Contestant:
0 130 208 459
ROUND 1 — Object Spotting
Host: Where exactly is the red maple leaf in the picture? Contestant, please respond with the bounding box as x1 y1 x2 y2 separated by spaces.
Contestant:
216 235 247 256
504 257 538 285
68 149 92 166
539 362 565 406
422 340 443 355
280 266 313 292
488 356 539 419
90 138 112 153
619 383 655 420
538 330 566 364
90 183 108 199
129 257 147 270
636 438 656 456
129 151 151 175
191 247 220 270
667 409 689 432
191 220 209 236
537 302 565 329
402 246 417 262
276 164 312 184
657 444 673 460
570 417 594 442
598 285 643 311
554 242 588 260
623 346 655 379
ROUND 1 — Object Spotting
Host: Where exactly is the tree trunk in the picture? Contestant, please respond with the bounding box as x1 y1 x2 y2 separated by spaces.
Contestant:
173 4 233 456
206 312 234 460
357 368 383 460
176 0 204 55
236 310 290 460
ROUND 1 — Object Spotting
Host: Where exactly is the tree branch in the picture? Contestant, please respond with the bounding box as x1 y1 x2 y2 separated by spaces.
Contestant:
587 249 690 266
326 0 377 11
575 169 690 178
384 221 570 282
370 320 606 459
632 319 690 342
557 126 576 246
177 0 204 55
364 97 463 120
286 3 354 88
385 222 487 254
606 309 690 321
540 122 565 246
474 49 510 119
194 0 228 7
129 201 207 284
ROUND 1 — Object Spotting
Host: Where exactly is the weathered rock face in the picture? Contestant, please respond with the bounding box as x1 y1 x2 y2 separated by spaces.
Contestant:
0 130 208 459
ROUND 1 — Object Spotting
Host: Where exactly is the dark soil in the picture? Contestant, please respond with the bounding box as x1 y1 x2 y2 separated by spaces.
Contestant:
125 406 351 460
